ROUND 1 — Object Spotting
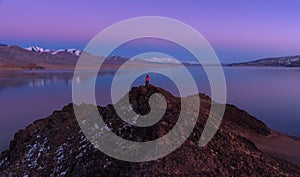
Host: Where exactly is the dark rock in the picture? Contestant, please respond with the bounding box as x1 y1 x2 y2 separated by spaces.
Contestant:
22 63 45 70
0 86 299 176
0 43 8 47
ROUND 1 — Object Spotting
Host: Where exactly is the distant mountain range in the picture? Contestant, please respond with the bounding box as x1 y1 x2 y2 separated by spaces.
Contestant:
1 43 299 70
228 55 300 67
0 43 200 70
0 44 81 70
0 44 143 70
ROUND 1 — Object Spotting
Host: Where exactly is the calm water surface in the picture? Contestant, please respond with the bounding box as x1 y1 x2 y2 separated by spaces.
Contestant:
0 67 299 151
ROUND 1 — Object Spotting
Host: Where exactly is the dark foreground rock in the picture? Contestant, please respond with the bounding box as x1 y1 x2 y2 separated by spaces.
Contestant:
0 85 300 176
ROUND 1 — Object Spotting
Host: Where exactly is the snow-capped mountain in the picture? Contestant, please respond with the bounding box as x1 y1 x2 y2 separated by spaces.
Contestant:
25 46 82 56
26 46 47 53
135 57 201 66
66 49 81 56
138 57 181 64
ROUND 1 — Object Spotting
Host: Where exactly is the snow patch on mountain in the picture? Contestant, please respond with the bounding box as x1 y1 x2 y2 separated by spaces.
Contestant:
26 46 45 53
25 46 81 56
141 57 181 64
66 49 81 56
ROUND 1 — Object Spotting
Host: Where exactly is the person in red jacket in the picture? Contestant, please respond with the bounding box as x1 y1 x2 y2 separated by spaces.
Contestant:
145 74 150 88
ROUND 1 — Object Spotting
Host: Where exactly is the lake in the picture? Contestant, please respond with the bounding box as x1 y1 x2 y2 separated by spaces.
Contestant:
0 66 300 151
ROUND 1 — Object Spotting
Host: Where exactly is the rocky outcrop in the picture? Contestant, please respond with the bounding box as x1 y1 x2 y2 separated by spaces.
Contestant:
22 63 45 70
0 85 299 176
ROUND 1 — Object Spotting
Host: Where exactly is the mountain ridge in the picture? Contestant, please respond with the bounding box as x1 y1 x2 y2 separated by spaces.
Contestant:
1 43 300 71
0 43 202 70
228 55 300 67
0 44 195 70
25 46 82 56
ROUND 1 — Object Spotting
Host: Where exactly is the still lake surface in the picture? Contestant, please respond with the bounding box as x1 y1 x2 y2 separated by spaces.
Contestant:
0 66 300 151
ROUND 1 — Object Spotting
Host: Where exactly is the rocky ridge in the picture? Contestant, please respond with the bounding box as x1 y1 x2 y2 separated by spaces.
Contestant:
0 85 300 176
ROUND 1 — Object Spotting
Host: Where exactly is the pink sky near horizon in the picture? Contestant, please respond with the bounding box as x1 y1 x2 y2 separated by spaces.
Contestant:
0 0 299 62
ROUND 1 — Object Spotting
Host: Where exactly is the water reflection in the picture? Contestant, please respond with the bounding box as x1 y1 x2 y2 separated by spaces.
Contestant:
0 71 73 90
0 69 121 151
0 69 124 90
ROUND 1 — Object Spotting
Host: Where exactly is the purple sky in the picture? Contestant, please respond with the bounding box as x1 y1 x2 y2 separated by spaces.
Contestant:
0 0 299 62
